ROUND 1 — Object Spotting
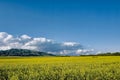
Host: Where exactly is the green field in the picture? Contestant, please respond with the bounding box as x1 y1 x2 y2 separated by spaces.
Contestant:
0 56 120 80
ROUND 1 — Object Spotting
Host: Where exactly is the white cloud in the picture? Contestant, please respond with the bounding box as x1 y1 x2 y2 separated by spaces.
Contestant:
0 32 94 55
20 35 31 40
0 32 13 43
76 49 94 55
63 42 78 46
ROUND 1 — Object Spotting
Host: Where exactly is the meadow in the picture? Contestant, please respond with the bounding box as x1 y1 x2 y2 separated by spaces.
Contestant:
0 56 120 80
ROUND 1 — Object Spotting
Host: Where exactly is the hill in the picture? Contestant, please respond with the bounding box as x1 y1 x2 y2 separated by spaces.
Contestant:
0 49 55 56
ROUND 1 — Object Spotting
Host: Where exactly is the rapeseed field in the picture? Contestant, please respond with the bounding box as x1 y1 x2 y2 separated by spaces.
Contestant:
0 56 120 80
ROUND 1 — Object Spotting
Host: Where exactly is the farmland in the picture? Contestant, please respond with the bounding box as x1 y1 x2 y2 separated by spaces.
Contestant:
0 56 120 80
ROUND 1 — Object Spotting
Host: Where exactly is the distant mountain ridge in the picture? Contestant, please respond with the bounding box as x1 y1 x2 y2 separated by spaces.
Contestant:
0 49 55 56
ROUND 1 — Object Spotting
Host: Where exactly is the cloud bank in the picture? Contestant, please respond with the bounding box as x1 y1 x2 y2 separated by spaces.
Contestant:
0 32 94 55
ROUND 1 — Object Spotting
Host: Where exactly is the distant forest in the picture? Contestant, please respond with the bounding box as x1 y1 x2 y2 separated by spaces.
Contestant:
81 52 120 56
0 49 120 56
0 49 54 56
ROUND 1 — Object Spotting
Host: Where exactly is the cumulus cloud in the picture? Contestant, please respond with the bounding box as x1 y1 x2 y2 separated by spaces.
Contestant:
20 35 31 40
0 32 94 55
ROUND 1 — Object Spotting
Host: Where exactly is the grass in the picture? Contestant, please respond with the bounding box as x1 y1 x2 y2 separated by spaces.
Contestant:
0 56 120 80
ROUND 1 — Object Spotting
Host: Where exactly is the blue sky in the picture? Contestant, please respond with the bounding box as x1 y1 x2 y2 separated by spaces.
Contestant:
0 0 120 52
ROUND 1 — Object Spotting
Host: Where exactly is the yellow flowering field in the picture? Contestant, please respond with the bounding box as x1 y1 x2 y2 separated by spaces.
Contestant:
0 56 120 80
